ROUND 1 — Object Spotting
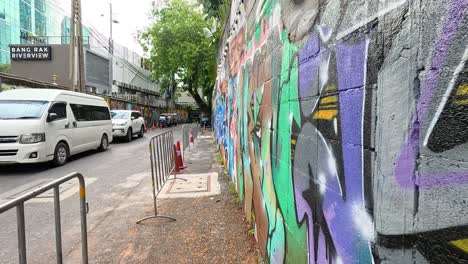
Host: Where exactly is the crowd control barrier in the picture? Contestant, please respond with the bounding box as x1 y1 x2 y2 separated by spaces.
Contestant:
0 172 89 264
137 131 184 224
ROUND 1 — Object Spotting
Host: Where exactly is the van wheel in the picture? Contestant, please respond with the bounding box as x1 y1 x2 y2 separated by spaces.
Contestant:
138 126 144 138
53 142 69 166
126 128 133 142
98 134 109 152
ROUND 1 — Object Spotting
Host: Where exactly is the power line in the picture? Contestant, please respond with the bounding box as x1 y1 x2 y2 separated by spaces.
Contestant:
44 0 151 83
85 27 157 87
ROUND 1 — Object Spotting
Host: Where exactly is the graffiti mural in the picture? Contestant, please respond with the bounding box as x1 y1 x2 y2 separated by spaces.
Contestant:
213 0 468 263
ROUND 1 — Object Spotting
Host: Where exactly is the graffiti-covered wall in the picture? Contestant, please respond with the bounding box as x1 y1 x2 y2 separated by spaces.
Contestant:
213 0 468 263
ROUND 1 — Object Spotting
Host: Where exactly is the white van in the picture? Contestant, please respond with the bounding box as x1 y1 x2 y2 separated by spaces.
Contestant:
0 88 113 166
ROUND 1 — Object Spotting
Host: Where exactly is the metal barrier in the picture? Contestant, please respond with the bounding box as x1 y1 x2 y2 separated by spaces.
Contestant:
182 123 200 153
137 131 183 224
0 172 88 264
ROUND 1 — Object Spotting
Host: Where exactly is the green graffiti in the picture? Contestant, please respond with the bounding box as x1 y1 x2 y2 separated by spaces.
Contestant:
271 30 306 263
254 24 262 43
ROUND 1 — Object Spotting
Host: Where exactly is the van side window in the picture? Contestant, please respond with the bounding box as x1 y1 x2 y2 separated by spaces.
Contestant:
70 104 87 121
70 104 110 121
93 106 111 120
49 103 67 120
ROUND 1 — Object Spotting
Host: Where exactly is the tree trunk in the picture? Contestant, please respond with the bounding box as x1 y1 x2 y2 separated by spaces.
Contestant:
187 83 210 114
186 69 211 114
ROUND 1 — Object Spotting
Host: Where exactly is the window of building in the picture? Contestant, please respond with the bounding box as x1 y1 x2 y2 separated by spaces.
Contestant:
35 12 46 36
0 4 5 20
20 0 32 32
0 0 4 18
34 0 45 13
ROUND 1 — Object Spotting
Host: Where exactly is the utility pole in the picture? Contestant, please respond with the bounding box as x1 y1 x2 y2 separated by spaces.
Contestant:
109 2 113 93
69 0 75 91
76 0 85 93
69 0 85 93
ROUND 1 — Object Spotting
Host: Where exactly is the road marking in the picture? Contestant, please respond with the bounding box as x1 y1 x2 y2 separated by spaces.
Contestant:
0 178 97 203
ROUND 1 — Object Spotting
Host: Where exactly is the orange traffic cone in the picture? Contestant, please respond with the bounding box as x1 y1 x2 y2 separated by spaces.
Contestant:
175 141 187 169
189 130 194 144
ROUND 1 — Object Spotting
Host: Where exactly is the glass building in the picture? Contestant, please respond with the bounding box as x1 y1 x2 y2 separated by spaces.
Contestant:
0 0 66 64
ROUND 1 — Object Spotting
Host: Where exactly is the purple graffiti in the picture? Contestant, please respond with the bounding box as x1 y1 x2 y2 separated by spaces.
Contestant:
295 31 372 263
394 0 468 188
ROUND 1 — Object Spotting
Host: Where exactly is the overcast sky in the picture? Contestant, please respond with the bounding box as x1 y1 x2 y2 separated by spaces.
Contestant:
59 0 153 55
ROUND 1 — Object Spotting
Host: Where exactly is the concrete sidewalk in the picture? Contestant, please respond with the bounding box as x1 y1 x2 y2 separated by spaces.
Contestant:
67 130 259 263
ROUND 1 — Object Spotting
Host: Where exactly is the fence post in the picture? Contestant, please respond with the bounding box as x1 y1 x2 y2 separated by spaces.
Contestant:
17 203 27 264
53 187 63 263
78 176 88 264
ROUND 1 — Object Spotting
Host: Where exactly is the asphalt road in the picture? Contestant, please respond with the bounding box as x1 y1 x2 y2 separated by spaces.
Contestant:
0 126 183 264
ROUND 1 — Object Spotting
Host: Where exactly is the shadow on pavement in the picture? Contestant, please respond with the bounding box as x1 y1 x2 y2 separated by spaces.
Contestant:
0 149 103 175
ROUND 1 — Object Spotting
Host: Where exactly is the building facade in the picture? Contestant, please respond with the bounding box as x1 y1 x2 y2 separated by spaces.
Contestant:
1 0 169 126
0 0 65 64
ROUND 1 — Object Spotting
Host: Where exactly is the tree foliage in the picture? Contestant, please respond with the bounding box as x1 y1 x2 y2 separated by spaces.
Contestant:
0 64 10 73
140 0 218 113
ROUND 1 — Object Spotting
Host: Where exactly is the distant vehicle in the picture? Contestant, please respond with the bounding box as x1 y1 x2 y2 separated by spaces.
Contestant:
111 110 145 142
167 115 177 126
0 88 112 166
200 116 211 128
158 115 168 128
160 113 177 127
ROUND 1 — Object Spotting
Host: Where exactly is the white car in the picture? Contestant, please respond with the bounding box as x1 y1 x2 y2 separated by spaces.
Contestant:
111 110 145 142
0 88 113 166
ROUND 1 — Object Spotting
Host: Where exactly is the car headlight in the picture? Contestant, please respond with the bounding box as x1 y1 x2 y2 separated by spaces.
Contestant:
113 122 127 127
20 133 45 144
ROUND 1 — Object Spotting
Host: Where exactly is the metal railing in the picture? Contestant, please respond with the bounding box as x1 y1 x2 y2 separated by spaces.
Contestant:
137 131 183 224
0 172 88 264
182 123 200 153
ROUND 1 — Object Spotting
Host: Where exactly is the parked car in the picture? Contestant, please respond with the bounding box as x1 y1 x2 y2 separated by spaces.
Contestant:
158 115 168 127
161 113 177 127
0 88 113 166
111 110 145 142
166 115 176 126
200 116 211 128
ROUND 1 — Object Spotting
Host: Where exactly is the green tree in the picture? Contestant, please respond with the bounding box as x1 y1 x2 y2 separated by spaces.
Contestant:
140 0 217 114
0 64 10 73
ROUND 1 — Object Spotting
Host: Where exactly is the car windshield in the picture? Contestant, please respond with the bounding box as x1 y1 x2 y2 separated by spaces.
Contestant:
111 111 129 119
0 100 48 120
